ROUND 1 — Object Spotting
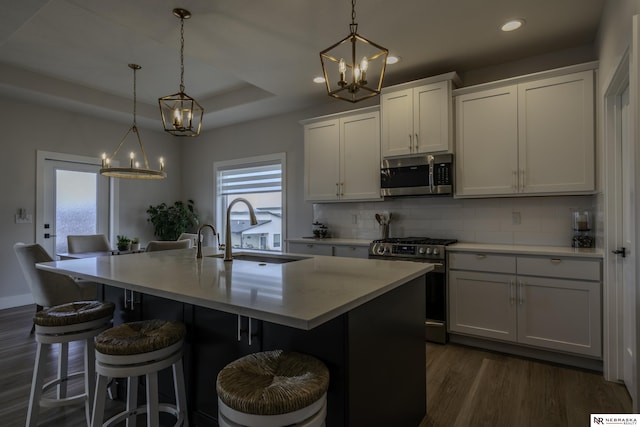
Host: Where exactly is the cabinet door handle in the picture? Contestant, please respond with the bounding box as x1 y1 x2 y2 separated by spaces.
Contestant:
306 244 313 248
509 280 515 305
475 254 487 259
335 182 339 197
520 169 525 191
519 281 525 305
415 133 419 151
123 289 136 310
340 182 344 196
248 317 253 346
550 258 562 263
237 315 242 341
408 134 413 151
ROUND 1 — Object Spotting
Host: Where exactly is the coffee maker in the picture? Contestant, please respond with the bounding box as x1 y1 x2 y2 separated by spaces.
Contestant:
572 210 594 248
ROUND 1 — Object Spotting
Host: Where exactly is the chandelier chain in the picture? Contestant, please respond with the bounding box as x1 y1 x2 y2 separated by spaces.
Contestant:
132 66 137 126
180 16 185 92
351 0 356 24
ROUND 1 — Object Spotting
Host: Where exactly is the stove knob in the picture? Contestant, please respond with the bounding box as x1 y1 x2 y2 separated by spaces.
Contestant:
433 248 440 256
425 247 433 255
418 247 426 255
377 246 386 255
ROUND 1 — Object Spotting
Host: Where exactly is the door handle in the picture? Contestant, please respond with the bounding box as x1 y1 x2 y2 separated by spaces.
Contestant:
612 247 627 258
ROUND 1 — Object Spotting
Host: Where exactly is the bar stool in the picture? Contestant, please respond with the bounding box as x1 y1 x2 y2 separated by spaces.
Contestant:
92 319 188 427
27 300 115 427
216 350 329 427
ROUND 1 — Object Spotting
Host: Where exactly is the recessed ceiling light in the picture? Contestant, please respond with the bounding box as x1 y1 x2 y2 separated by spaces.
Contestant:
386 55 400 65
313 76 326 84
501 19 525 32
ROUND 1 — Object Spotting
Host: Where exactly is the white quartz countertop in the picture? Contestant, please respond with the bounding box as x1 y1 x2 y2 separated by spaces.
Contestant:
37 247 432 330
286 237 371 246
448 243 604 259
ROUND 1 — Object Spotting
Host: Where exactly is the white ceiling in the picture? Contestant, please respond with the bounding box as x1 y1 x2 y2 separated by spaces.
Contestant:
0 0 604 130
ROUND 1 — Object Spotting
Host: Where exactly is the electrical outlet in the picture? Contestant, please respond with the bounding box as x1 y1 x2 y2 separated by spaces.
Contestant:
512 211 521 225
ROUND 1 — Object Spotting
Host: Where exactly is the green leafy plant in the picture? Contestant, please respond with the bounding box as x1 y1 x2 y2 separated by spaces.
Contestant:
146 200 199 241
131 237 140 244
116 235 131 250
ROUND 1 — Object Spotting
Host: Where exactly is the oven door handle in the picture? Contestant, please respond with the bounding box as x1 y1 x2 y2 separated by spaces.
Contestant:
428 155 435 194
425 320 445 327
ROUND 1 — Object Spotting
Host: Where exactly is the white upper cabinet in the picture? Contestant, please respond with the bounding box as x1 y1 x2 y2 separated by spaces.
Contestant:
381 75 457 157
455 67 596 197
455 85 519 196
303 107 381 202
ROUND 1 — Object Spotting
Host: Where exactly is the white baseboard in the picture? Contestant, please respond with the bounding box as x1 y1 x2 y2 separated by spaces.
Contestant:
0 293 34 310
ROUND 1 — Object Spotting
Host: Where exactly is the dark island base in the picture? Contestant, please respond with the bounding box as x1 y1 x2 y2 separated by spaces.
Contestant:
103 275 426 426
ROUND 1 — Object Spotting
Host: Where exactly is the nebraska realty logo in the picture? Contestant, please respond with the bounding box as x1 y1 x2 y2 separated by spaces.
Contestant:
591 414 640 426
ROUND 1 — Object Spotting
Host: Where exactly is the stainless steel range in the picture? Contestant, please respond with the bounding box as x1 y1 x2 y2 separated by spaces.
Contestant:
368 237 457 343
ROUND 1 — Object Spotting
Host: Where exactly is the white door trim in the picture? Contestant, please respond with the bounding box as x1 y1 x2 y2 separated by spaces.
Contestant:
603 48 629 383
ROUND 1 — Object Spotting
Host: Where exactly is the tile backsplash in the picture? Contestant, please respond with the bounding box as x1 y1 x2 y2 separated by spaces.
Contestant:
312 195 597 247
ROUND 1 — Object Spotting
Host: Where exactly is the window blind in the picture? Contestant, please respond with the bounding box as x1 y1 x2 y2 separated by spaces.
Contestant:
219 163 282 195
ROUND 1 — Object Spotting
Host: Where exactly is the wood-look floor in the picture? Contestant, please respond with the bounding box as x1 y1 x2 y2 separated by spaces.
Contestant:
0 304 632 426
0 305 124 426
421 342 632 427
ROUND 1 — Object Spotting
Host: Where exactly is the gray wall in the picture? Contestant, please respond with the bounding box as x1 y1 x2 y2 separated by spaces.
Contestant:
1 99 181 308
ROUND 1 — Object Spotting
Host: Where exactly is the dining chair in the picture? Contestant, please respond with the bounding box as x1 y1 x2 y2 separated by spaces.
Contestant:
67 234 111 254
14 243 98 333
177 232 200 248
145 239 192 252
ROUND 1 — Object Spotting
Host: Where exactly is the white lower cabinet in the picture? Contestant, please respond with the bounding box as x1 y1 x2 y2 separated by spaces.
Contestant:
333 245 369 259
288 241 369 259
288 242 333 256
448 252 602 358
448 270 517 342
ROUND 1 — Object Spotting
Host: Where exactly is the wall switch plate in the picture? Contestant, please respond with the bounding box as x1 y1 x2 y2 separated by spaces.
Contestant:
15 214 33 224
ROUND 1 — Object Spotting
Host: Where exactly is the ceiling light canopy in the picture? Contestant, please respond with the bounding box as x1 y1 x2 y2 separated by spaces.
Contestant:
159 8 203 137
100 64 166 180
320 0 389 103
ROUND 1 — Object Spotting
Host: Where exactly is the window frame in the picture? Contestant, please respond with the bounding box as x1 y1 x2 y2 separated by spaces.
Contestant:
213 153 286 252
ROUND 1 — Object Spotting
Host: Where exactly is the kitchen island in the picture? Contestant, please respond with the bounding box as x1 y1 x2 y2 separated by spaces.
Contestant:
38 247 432 426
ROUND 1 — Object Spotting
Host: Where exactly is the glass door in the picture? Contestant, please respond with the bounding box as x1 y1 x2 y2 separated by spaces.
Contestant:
37 153 111 258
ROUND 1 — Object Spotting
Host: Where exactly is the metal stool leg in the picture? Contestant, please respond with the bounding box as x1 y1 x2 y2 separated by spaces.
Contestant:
146 372 159 426
173 358 189 427
26 342 47 427
91 374 109 427
126 376 138 427
57 342 69 399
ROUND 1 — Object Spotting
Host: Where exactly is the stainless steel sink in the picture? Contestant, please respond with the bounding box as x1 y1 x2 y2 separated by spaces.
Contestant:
207 252 308 264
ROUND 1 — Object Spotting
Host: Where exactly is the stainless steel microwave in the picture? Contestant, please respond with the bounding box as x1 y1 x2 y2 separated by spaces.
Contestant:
381 154 453 197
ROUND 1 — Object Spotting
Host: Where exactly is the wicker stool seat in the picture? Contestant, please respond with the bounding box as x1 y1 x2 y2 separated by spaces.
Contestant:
216 350 329 427
92 319 188 427
27 301 115 427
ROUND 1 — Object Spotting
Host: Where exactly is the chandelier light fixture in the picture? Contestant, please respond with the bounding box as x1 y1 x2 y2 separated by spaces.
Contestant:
319 0 389 103
159 8 203 136
100 64 167 180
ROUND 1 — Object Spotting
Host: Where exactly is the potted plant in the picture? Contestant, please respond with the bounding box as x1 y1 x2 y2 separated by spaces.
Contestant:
117 235 131 252
130 237 140 252
146 199 199 241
